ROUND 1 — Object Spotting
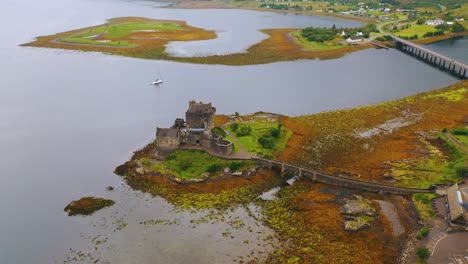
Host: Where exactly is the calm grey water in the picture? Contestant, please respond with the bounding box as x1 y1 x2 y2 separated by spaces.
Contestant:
0 0 465 263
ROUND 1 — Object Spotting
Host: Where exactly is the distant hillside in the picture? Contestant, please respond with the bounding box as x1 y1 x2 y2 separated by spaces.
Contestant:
388 0 468 10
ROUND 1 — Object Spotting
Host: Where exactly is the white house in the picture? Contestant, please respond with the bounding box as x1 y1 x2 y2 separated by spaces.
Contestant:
346 37 363 43
356 31 363 36
426 19 444 26
446 21 454 25
340 30 346 36
455 18 464 22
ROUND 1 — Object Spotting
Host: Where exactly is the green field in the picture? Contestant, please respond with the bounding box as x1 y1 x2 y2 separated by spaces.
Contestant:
291 31 344 51
396 24 438 38
59 21 181 46
226 118 292 158
391 130 467 220
141 150 252 179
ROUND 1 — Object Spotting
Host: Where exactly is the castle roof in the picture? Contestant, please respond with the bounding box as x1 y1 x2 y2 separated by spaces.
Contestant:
187 101 215 114
156 128 179 138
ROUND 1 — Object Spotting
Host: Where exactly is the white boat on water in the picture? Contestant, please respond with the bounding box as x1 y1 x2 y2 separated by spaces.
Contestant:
152 78 163 85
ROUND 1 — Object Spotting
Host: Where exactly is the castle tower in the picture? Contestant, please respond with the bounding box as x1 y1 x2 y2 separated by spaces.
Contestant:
185 101 216 130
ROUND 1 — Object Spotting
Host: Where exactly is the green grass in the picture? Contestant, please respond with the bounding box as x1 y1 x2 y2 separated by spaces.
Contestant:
291 30 344 51
397 24 439 38
226 118 292 158
392 132 466 189
454 135 468 145
59 21 181 46
413 193 437 220
143 150 252 179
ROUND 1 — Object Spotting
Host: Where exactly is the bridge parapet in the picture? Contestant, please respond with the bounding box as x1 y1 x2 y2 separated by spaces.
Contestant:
252 157 431 195
391 35 467 79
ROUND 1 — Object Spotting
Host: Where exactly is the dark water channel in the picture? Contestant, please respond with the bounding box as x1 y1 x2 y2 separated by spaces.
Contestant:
0 0 465 263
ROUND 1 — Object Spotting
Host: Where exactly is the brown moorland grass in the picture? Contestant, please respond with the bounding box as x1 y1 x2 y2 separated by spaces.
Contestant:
279 80 468 182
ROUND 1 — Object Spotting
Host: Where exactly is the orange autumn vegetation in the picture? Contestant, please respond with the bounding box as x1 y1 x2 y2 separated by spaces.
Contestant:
279 80 468 182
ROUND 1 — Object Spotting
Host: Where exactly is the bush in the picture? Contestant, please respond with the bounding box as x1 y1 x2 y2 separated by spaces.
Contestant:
456 166 468 177
451 22 465 33
236 124 252 137
416 247 430 261
213 126 227 137
441 128 448 133
231 123 239 132
207 163 222 173
141 158 151 167
258 135 276 149
178 159 192 171
452 127 468 135
229 161 244 172
416 227 430 240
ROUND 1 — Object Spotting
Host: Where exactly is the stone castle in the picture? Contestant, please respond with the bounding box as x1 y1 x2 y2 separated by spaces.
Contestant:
154 101 233 157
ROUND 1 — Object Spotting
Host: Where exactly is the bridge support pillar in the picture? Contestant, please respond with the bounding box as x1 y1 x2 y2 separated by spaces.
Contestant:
312 172 317 182
281 164 286 176
463 69 467 78
268 161 272 170
298 169 302 178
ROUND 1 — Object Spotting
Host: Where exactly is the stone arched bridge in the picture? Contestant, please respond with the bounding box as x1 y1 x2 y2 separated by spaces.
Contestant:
252 157 431 195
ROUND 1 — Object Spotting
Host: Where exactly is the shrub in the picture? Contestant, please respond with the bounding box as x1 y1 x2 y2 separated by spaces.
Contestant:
178 159 192 171
229 161 244 171
416 227 430 239
258 135 276 149
416 247 430 261
452 127 468 135
236 124 252 137
141 158 151 167
456 166 468 177
207 163 222 174
213 126 227 137
441 128 448 133
231 123 239 132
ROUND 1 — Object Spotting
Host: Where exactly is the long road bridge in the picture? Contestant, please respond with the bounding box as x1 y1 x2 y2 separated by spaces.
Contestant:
391 35 467 79
252 157 431 195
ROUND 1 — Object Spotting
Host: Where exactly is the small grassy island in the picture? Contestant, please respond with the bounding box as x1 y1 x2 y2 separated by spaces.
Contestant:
22 17 217 60
64 197 115 216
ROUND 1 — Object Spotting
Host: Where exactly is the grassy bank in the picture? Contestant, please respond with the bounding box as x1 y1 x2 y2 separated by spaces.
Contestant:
140 149 253 179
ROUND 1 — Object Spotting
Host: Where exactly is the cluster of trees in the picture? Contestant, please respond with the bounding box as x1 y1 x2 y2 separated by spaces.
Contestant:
375 35 393 41
257 123 282 150
422 30 444 38
301 24 377 43
301 27 337 42
451 22 466 33
259 3 289 10
401 34 420 40
231 123 252 137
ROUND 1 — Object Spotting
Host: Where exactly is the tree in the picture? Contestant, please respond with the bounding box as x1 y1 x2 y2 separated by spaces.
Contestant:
332 24 336 30
451 22 466 33
416 248 430 261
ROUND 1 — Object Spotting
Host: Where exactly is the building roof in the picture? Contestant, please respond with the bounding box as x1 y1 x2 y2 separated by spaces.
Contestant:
156 128 179 138
447 184 468 222
187 101 215 114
